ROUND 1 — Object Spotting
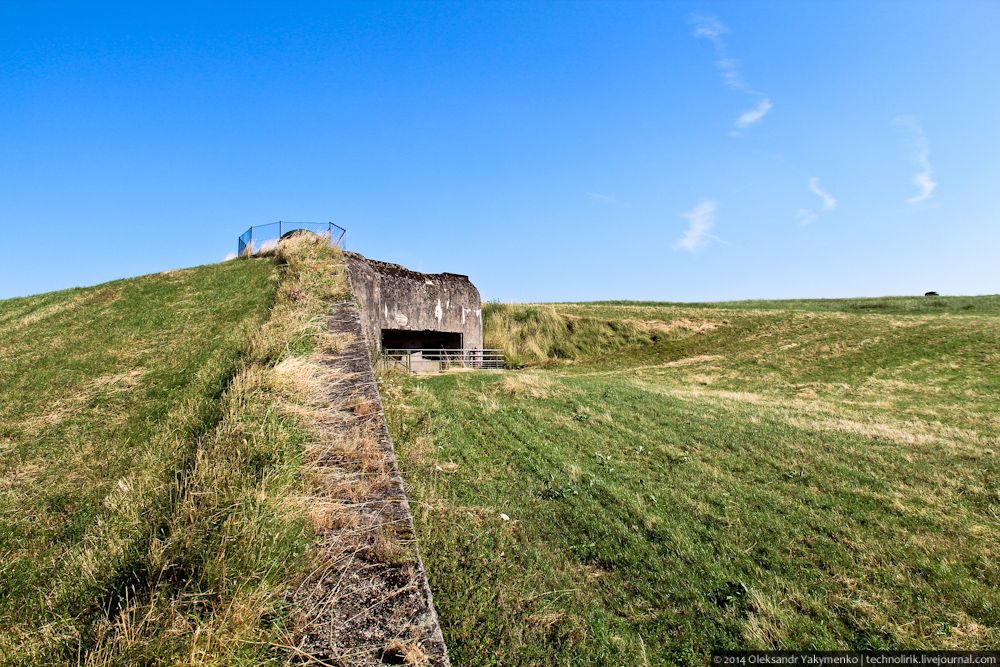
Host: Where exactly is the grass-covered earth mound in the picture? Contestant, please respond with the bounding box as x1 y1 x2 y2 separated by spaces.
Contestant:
0 238 350 665
385 297 1000 664
3 253 997 667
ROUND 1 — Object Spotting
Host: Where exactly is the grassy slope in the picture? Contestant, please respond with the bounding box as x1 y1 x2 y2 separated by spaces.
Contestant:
385 298 1000 665
0 241 349 665
0 261 277 657
579 295 1000 316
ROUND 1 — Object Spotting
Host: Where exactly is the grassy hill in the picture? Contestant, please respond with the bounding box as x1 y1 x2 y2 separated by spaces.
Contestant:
384 298 1000 664
0 238 348 665
4 250 997 666
579 295 1000 316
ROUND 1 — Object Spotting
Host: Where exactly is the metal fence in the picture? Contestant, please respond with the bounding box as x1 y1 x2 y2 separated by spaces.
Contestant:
379 348 506 373
238 221 347 256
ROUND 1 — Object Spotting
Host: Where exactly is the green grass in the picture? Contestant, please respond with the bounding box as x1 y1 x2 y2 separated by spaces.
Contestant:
0 260 277 658
384 298 1000 665
5 260 997 665
571 294 1000 316
0 238 349 665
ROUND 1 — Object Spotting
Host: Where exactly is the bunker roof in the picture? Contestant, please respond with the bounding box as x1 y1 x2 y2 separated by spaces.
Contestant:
345 252 470 282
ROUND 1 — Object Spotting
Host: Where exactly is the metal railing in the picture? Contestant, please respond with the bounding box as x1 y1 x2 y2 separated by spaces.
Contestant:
379 348 506 373
238 221 347 256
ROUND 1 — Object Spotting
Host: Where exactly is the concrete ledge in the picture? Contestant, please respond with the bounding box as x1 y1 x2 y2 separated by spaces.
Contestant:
294 300 450 666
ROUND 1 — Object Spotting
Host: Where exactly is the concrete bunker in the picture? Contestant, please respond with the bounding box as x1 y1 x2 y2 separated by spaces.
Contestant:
346 252 501 371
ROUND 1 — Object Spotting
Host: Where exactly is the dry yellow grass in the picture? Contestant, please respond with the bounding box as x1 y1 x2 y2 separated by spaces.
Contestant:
498 372 556 398
484 303 722 367
381 637 431 666
627 317 724 335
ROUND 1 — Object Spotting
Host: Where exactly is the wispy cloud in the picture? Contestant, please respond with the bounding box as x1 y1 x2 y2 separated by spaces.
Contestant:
796 177 837 225
586 192 618 205
674 200 718 252
810 177 837 211
691 15 772 133
795 209 817 225
692 15 726 42
735 99 773 130
894 116 936 205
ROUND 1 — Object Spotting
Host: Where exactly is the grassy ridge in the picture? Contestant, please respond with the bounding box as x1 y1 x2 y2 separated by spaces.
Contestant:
0 238 350 665
568 295 1000 316
385 299 1000 664
0 260 278 661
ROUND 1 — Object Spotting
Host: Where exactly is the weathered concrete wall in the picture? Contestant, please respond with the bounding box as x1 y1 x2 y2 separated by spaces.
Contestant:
295 299 450 666
346 252 483 351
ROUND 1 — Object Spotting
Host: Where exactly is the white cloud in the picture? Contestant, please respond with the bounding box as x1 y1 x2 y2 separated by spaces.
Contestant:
795 208 818 225
674 200 718 252
586 192 618 204
809 177 837 211
909 168 936 204
735 98 773 129
717 57 746 91
893 116 937 205
691 15 772 134
796 177 837 225
224 251 237 261
691 15 727 42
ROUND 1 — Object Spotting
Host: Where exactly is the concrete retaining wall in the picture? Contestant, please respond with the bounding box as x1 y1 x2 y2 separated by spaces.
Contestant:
295 299 450 665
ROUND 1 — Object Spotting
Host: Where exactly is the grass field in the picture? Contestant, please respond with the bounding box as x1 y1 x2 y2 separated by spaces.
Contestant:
0 238 349 665
4 250 997 666
384 298 1000 665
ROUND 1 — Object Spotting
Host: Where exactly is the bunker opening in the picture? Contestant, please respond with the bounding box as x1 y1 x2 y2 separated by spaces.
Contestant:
381 329 463 351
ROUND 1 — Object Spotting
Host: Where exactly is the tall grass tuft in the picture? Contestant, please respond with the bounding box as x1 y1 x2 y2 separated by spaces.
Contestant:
484 301 664 366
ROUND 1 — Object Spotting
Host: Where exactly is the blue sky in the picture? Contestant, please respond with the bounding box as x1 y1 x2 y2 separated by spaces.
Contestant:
2 1 998 302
